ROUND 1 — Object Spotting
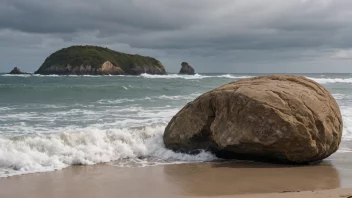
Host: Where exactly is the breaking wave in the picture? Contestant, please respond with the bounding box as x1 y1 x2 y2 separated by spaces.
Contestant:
0 125 216 177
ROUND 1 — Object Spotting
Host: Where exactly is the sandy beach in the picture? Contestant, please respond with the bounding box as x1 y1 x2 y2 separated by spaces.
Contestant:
0 152 351 198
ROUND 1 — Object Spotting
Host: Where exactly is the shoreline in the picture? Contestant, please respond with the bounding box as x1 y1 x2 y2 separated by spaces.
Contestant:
1 153 352 198
233 189 352 198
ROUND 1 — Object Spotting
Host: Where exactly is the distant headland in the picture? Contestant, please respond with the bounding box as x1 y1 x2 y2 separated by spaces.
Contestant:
34 45 166 75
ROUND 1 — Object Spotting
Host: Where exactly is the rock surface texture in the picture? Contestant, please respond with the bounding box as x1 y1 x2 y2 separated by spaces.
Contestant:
179 62 195 75
163 75 343 164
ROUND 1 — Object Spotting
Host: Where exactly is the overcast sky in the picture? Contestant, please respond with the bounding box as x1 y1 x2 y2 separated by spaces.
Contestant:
1 0 352 73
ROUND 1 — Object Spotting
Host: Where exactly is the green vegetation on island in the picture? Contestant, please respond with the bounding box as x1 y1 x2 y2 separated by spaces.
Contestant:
35 45 166 75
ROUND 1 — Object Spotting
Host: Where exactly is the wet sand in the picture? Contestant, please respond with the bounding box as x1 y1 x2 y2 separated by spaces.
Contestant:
1 152 352 198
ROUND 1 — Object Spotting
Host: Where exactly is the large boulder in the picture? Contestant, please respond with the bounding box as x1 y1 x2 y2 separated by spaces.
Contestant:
179 62 195 75
163 75 343 164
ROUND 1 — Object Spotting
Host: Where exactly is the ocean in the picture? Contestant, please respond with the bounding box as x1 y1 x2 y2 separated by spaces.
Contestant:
0 73 351 177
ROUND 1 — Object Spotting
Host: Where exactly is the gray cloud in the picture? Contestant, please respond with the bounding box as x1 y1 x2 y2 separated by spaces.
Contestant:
1 0 352 73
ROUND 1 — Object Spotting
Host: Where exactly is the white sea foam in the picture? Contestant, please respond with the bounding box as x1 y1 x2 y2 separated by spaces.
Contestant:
332 93 345 100
96 97 149 104
0 125 216 177
0 107 15 111
341 106 352 141
337 147 352 153
140 73 208 79
96 93 200 104
157 94 199 100
307 77 352 84
140 73 253 80
0 100 217 177
217 74 253 79
1 74 34 77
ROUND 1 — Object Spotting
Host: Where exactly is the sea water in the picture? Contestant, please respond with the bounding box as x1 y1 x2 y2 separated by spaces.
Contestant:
0 73 351 177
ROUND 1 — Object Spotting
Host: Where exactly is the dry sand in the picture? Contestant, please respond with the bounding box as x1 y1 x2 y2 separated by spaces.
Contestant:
1 153 352 198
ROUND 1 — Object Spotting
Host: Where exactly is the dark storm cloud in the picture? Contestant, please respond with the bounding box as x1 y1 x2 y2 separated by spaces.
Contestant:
1 0 352 73
0 0 199 33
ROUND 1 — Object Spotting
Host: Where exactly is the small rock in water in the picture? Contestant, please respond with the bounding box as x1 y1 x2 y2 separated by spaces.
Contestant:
179 62 195 75
9 67 27 75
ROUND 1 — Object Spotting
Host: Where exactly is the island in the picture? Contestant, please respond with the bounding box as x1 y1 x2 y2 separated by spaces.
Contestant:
179 62 195 75
34 45 166 75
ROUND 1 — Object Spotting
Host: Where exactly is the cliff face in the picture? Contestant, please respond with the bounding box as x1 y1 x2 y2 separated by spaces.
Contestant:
37 61 125 75
35 46 166 75
179 62 195 75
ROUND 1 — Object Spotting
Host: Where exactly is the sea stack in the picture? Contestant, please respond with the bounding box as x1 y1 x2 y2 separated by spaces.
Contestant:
179 62 195 75
9 67 27 74
35 45 166 75
163 75 343 164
